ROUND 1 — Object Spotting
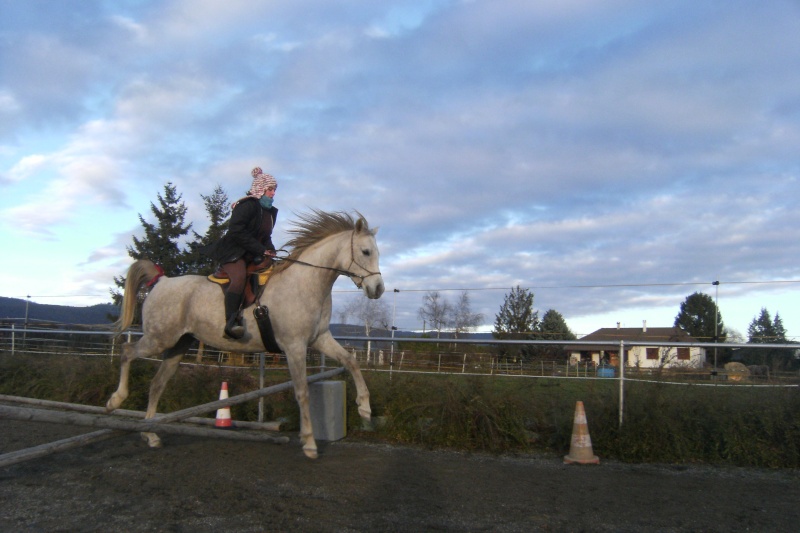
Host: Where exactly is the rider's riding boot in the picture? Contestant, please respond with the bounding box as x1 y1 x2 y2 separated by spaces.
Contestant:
224 291 245 339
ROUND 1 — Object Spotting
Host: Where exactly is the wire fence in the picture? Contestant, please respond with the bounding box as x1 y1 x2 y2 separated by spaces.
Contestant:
3 324 799 429
2 324 799 383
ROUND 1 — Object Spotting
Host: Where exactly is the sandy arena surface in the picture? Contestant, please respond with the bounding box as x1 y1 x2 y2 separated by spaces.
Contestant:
1 419 799 532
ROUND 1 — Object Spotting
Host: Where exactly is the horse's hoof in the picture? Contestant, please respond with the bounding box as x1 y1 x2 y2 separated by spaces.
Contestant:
106 397 119 413
141 432 163 448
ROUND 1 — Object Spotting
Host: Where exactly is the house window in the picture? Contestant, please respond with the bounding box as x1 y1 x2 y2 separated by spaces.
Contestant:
646 348 658 360
677 347 690 360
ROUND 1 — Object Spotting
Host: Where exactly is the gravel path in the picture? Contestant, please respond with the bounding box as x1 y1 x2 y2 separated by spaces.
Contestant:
1 419 798 532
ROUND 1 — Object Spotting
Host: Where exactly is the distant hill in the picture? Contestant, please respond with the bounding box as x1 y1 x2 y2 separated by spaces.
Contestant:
0 296 497 339
0 297 117 326
330 323 495 341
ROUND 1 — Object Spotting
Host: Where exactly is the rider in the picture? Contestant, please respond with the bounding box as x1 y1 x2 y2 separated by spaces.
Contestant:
206 167 278 339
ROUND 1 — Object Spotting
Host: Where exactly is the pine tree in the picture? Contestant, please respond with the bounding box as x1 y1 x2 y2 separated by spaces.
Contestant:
674 292 726 342
748 308 777 343
184 185 230 275
772 312 787 342
110 182 193 308
536 309 576 340
493 286 538 336
745 308 795 370
532 309 576 359
128 182 192 276
492 286 539 360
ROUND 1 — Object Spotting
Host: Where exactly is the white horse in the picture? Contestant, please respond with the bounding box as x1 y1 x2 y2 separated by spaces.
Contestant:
106 210 384 459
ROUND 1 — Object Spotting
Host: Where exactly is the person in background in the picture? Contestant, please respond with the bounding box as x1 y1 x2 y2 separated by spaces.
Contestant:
205 167 278 339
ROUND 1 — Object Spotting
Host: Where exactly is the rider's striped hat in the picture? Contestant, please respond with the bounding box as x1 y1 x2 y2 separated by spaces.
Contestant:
249 167 277 196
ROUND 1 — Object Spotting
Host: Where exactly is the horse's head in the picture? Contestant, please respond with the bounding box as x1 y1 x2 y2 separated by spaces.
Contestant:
350 216 385 299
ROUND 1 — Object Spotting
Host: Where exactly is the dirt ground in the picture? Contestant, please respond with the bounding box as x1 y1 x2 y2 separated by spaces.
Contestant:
1 419 798 533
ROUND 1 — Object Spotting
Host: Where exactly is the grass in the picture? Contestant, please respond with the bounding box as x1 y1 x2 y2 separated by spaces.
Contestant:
2 354 799 467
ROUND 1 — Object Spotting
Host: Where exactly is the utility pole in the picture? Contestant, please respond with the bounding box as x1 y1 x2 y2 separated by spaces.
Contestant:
23 294 31 344
390 289 399 378
712 280 720 374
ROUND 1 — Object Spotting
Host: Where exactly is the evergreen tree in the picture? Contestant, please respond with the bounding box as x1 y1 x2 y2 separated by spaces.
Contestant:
493 286 538 336
674 292 726 342
110 182 193 308
536 309 576 340
745 308 795 370
528 309 576 359
128 182 193 276
773 312 787 341
184 185 230 275
492 286 539 360
747 308 780 343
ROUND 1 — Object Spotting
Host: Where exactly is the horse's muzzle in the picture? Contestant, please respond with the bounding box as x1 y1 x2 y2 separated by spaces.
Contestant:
364 276 385 299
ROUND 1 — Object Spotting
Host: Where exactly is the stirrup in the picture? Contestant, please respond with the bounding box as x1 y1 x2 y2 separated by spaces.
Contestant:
224 317 245 339
224 324 245 339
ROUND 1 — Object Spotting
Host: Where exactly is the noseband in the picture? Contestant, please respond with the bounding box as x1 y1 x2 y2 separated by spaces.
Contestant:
344 231 382 289
275 230 381 289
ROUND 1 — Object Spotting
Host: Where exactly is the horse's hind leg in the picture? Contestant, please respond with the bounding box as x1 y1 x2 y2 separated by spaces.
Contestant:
312 332 372 422
140 334 194 448
106 342 129 412
106 334 170 412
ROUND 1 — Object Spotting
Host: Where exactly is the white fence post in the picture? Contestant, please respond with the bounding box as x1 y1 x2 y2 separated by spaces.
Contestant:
619 340 625 429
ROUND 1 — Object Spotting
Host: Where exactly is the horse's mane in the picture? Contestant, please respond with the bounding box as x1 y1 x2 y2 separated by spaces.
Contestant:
273 209 365 274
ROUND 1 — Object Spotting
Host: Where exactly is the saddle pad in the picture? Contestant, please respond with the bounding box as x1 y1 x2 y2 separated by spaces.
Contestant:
207 267 274 286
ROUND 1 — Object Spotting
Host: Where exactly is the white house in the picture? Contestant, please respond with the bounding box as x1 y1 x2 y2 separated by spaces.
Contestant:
565 324 707 369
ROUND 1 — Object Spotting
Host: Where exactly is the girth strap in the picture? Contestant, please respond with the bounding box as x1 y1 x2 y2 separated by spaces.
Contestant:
253 305 282 354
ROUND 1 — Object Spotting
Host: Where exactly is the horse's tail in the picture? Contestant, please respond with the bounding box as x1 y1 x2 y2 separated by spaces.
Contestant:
115 259 164 334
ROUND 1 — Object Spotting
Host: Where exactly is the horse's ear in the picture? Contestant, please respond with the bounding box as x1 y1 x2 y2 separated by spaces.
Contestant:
355 217 367 233
372 226 379 236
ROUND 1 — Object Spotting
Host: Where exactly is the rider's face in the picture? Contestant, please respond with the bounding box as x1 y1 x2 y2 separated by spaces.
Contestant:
263 186 276 198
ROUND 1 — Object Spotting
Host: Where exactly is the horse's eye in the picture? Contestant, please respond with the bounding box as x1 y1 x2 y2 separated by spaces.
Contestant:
362 249 371 257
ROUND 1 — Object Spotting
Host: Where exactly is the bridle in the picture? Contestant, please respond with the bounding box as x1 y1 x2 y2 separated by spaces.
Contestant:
274 231 382 289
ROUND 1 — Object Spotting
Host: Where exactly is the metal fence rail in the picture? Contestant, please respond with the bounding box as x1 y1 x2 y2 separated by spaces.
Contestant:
2 325 799 428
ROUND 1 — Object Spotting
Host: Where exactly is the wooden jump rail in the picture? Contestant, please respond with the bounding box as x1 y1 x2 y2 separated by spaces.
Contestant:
0 395 285 432
0 367 345 468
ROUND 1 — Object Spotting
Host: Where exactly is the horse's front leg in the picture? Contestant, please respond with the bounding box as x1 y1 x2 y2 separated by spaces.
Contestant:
286 347 318 459
312 332 371 423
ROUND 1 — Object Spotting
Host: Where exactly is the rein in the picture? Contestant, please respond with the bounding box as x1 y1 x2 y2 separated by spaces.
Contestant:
273 232 381 289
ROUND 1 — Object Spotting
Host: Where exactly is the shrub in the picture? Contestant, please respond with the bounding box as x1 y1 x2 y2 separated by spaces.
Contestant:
2 354 799 467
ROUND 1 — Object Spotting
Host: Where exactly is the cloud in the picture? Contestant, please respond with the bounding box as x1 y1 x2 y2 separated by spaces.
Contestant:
1 1 800 337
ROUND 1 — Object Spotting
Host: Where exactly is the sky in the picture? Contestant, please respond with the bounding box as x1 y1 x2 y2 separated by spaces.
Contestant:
1 0 800 340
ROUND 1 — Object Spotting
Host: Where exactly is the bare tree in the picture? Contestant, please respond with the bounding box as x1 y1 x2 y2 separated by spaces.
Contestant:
417 291 452 338
450 291 484 338
340 296 391 361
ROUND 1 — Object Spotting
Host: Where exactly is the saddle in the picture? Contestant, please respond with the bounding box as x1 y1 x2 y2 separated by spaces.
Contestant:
208 262 274 308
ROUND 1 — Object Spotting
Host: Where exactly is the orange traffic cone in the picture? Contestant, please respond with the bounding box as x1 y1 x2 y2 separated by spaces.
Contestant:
215 382 233 429
564 401 599 464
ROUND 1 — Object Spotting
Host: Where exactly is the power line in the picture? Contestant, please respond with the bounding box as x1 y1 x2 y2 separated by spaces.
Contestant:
336 279 800 294
9 278 800 300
